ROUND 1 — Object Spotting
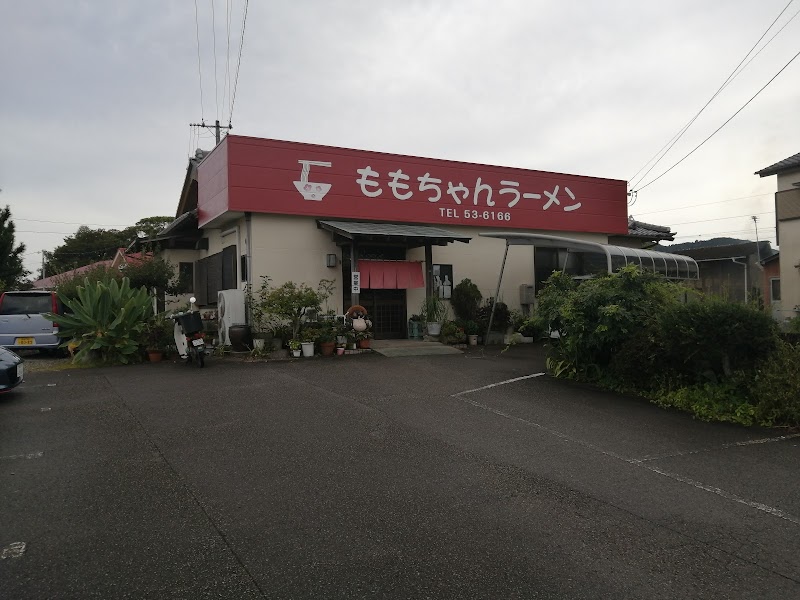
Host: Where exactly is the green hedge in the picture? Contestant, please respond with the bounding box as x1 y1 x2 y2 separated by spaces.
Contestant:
536 266 797 427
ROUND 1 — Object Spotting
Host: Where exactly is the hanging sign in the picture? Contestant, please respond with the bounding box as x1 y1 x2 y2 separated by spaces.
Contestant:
351 271 361 294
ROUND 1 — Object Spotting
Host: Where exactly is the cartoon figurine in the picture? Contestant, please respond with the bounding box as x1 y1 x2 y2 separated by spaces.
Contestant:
345 304 372 332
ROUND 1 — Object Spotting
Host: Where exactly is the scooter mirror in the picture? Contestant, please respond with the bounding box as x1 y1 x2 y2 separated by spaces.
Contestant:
189 297 197 304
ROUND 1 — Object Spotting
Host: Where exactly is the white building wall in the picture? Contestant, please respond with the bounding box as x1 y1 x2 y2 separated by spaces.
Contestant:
248 214 343 314
776 169 800 323
245 215 607 321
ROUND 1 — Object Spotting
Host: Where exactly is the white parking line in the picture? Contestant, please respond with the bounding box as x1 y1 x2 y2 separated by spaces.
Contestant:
451 373 545 396
1 542 26 559
0 451 43 460
636 433 800 462
457 396 800 527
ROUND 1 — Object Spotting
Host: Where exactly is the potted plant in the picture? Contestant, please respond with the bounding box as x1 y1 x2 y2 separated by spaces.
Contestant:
422 295 448 336
346 332 357 350
317 321 336 357
440 321 466 345
356 329 373 349
288 339 302 358
144 315 173 362
464 320 479 345
300 327 318 357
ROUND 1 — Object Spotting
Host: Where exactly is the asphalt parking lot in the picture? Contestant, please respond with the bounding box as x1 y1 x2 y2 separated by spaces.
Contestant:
1 346 799 599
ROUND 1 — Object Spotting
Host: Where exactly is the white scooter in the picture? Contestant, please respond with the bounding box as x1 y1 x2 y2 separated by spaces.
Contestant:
170 296 206 368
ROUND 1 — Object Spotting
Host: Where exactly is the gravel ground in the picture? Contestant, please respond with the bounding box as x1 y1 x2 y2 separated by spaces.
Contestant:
13 349 71 372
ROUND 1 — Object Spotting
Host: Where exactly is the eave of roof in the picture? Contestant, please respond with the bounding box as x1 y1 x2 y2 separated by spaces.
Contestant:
755 152 800 177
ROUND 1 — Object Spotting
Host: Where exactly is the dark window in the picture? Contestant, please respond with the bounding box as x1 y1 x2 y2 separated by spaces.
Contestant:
177 262 194 294
240 255 248 282
771 278 781 302
0 293 53 315
194 245 238 305
222 245 237 290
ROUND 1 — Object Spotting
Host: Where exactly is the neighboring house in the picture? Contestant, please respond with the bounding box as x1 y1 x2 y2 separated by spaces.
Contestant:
756 151 800 324
608 217 675 249
31 248 150 289
761 251 781 319
672 241 774 304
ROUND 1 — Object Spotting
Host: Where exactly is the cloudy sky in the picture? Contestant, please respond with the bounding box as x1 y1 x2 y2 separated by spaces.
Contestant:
2 0 798 276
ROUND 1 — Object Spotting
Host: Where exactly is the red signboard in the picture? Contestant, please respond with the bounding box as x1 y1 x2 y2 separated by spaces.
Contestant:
197 135 628 233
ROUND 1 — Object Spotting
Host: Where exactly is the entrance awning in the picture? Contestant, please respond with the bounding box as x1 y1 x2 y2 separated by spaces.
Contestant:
358 260 425 289
317 220 471 248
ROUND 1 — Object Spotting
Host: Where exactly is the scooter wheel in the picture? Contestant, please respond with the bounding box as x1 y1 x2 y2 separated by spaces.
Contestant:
197 351 205 368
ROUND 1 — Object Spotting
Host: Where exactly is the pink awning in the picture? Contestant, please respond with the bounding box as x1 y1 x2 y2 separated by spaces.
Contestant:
357 261 424 290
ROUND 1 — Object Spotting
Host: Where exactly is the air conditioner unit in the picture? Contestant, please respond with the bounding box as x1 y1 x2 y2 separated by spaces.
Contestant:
217 289 246 346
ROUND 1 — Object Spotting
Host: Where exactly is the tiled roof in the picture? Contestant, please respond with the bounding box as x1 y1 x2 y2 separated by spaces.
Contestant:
626 217 675 241
32 260 115 289
755 152 800 177
673 241 772 260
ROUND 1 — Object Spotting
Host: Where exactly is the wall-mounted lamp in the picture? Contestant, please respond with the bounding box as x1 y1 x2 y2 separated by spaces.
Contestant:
325 253 338 268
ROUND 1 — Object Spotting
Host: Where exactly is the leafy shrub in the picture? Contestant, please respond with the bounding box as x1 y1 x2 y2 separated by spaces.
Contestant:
258 278 331 340
47 277 152 365
53 264 120 301
748 340 800 426
440 320 466 344
653 380 756 426
541 266 684 378
657 298 779 384
53 258 177 301
518 317 544 339
450 278 482 322
477 299 510 332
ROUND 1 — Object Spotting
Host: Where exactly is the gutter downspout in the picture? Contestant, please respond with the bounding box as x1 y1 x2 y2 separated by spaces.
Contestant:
245 213 253 288
731 257 748 303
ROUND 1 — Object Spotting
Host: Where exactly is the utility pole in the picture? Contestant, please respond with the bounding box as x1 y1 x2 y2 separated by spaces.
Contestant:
752 216 762 264
189 119 232 146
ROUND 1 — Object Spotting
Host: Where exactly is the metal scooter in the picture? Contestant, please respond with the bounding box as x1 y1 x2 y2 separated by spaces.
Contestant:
170 296 206 368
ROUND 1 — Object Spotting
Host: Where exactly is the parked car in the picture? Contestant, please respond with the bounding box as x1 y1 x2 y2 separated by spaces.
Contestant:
0 290 65 353
0 346 24 393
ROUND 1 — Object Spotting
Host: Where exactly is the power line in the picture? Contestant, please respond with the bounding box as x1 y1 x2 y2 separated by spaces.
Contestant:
671 226 776 240
211 0 219 118
194 0 205 121
16 218 131 227
668 210 774 227
634 193 773 217
223 0 232 118
229 0 249 124
628 0 796 191
634 45 800 193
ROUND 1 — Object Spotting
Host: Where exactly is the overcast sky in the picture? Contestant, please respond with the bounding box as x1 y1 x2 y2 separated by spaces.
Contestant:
2 0 798 276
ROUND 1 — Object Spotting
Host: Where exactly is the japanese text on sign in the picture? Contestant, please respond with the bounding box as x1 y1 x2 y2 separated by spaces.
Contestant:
355 166 582 221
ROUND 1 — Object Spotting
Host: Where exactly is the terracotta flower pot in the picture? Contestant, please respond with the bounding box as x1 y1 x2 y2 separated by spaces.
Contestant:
147 350 163 363
357 338 371 349
320 341 335 356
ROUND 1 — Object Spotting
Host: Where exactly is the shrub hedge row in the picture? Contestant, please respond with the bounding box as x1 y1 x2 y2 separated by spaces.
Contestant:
534 265 798 427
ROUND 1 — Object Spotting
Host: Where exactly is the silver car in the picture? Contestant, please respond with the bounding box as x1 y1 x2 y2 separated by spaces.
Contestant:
0 290 63 353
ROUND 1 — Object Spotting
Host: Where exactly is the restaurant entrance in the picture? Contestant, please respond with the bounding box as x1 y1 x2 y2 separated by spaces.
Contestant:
343 244 408 340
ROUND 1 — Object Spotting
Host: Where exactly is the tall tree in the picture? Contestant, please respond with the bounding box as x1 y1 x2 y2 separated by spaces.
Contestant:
41 216 174 278
0 205 29 290
43 225 131 277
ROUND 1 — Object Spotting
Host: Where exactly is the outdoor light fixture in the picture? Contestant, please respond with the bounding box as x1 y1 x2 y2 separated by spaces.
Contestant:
325 253 338 268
